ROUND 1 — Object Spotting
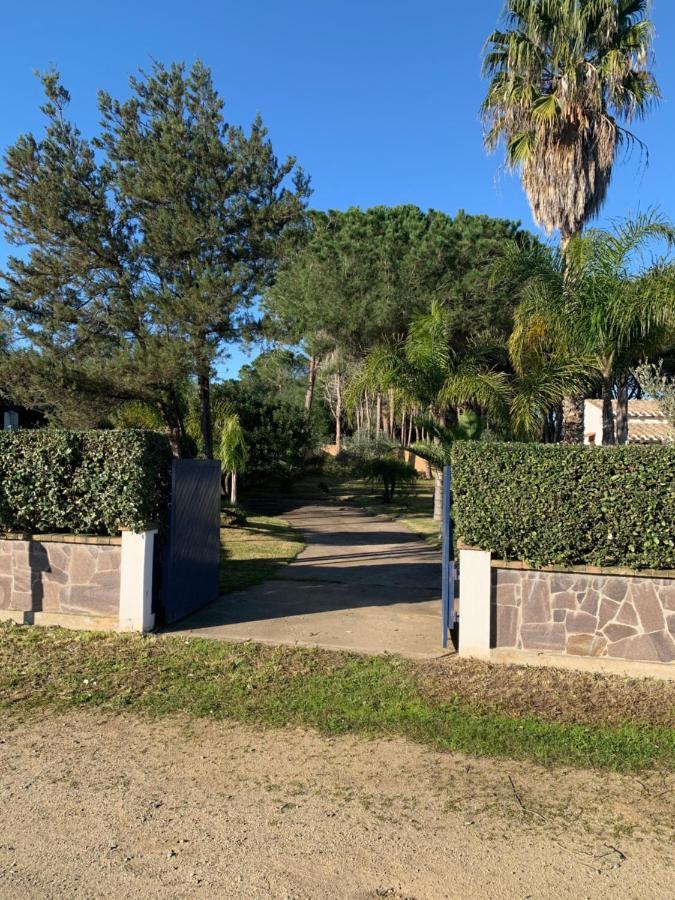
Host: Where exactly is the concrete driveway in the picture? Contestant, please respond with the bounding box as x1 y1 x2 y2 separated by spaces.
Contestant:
172 501 445 658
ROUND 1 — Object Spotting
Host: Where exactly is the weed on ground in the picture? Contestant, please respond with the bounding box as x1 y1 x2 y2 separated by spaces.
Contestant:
1 624 673 773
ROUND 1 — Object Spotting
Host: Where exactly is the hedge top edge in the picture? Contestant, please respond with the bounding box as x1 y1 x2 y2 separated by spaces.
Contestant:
450 442 675 570
0 429 172 537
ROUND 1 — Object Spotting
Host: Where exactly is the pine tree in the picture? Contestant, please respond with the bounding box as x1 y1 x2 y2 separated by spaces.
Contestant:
0 63 309 455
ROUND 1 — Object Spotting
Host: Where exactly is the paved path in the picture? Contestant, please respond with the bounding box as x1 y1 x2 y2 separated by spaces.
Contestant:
173 501 444 658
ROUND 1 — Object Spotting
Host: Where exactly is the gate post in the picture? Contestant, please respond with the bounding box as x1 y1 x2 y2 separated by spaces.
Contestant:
441 464 456 648
458 547 492 657
118 528 157 633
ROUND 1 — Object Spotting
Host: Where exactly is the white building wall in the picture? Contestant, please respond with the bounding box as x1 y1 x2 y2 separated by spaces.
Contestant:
583 401 604 445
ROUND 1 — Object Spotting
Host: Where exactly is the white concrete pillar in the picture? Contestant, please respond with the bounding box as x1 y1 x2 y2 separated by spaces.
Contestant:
458 547 492 657
118 529 157 633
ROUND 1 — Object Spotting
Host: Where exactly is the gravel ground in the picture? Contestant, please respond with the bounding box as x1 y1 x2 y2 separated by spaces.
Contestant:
416 656 675 727
1 712 673 899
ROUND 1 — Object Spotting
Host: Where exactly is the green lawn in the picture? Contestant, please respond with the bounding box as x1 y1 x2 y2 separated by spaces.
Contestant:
219 513 304 593
1 625 672 773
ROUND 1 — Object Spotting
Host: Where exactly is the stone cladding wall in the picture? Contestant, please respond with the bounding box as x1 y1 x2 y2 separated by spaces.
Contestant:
493 566 675 663
0 536 121 618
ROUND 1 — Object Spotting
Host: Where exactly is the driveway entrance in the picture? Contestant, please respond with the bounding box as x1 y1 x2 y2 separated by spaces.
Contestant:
172 501 444 658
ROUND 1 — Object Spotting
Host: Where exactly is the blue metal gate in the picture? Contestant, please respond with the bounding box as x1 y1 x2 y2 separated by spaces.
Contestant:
441 464 457 647
160 459 221 625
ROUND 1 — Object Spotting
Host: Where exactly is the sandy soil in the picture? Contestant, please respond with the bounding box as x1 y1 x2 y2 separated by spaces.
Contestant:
0 713 673 899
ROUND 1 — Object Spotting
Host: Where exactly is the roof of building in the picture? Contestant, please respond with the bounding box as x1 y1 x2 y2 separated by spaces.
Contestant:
626 421 675 444
584 398 675 443
585 398 669 419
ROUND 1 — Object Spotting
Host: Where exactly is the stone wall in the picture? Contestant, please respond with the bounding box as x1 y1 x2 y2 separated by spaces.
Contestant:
0 536 122 620
493 565 675 664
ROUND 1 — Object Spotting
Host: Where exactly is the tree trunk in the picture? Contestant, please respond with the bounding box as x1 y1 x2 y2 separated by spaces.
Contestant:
553 403 563 443
376 393 382 436
561 395 585 444
162 391 185 457
601 377 616 445
559 225 586 445
167 425 182 458
560 228 574 256
198 372 213 459
616 373 629 444
304 355 318 412
335 372 342 453
433 470 443 522
230 469 238 505
542 410 554 444
388 388 395 438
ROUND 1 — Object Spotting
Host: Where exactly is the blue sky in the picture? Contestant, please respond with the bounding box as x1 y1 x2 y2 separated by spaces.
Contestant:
2 0 675 377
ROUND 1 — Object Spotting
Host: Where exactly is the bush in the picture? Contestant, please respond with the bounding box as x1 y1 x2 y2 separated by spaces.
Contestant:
221 506 247 528
337 436 417 501
334 434 399 478
451 442 675 569
230 393 315 485
0 430 172 535
338 433 399 464
359 457 417 502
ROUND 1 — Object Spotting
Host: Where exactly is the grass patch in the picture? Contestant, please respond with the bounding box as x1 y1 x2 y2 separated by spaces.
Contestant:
1 624 672 773
219 514 304 593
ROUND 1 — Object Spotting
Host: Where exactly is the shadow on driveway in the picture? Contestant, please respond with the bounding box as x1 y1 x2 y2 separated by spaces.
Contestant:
167 500 447 659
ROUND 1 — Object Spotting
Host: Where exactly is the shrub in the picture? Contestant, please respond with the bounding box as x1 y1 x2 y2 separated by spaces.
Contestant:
359 457 417 502
333 434 399 478
215 387 315 486
337 436 417 501
338 433 400 464
451 442 675 569
221 506 247 528
0 430 172 535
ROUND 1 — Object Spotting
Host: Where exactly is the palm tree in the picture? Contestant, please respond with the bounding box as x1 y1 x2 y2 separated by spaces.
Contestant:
409 411 484 486
482 0 659 249
354 297 590 515
482 0 660 441
219 413 248 505
350 298 590 519
348 301 512 520
509 214 675 443
112 380 202 457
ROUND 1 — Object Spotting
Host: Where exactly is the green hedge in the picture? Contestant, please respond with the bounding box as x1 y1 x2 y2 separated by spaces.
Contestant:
0 430 172 536
451 442 675 570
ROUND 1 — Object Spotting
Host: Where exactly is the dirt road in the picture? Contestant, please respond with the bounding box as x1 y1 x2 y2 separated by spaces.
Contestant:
1 713 673 899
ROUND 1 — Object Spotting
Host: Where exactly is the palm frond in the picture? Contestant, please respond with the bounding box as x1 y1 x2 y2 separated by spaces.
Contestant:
481 0 659 238
409 439 449 471
218 413 248 472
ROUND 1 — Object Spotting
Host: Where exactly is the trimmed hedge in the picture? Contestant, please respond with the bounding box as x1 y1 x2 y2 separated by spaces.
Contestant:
451 442 675 570
0 430 172 536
